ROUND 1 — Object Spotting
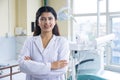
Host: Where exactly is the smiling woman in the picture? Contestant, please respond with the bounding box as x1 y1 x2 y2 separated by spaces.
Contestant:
18 6 70 80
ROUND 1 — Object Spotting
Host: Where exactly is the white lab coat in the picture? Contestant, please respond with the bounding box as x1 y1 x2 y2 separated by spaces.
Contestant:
18 35 70 80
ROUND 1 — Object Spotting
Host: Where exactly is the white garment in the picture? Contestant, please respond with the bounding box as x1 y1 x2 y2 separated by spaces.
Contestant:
18 35 70 80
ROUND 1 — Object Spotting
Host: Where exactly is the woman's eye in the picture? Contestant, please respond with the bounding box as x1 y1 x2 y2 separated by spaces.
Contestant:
40 18 46 21
49 17 53 20
39 17 54 22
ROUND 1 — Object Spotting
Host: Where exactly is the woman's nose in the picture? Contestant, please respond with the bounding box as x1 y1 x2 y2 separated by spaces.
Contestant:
45 19 50 24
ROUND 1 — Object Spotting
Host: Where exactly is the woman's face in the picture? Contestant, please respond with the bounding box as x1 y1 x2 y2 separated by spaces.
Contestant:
38 12 56 33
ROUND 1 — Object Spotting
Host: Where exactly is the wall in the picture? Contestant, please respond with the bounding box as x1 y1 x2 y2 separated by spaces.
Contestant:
0 0 9 36
48 0 70 38
0 0 16 36
27 0 42 35
16 0 27 30
16 0 42 36
9 0 16 36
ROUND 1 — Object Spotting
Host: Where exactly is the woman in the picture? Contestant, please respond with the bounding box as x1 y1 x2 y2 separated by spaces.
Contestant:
18 6 70 80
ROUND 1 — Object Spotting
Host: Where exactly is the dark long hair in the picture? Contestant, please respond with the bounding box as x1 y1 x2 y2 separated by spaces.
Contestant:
33 6 60 36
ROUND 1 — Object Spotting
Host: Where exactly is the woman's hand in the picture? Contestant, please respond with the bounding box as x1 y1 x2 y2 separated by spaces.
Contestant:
51 60 68 70
24 56 31 60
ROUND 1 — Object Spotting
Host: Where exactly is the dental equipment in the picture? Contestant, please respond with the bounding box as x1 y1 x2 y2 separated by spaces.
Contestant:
69 33 115 80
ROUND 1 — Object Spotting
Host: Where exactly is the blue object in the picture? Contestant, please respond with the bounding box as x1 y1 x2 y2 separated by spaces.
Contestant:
77 74 106 80
67 75 106 80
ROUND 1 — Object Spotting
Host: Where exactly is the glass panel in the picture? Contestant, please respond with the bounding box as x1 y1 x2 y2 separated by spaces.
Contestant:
99 16 106 36
73 0 97 14
109 0 120 12
100 0 106 13
111 17 120 65
72 16 97 41
72 16 106 41
73 0 106 14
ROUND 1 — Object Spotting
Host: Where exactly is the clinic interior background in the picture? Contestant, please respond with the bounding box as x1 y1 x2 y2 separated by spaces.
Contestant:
0 0 120 76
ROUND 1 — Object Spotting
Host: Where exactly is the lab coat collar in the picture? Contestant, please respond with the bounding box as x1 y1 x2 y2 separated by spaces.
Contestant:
33 35 56 53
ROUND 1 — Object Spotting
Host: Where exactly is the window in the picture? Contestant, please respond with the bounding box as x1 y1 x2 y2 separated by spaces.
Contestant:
73 0 106 14
111 16 120 65
71 0 120 72
109 0 120 12
73 0 97 14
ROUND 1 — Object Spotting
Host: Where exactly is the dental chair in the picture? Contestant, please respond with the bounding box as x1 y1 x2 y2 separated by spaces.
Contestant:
76 74 106 80
68 44 105 80
67 46 106 80
75 49 104 75
68 74 106 80
75 49 106 80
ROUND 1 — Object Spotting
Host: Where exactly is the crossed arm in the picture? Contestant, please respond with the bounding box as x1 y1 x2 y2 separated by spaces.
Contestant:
24 56 68 70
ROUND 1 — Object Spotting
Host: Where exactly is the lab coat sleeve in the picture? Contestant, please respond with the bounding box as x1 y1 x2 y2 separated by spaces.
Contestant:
18 38 51 75
48 38 70 77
